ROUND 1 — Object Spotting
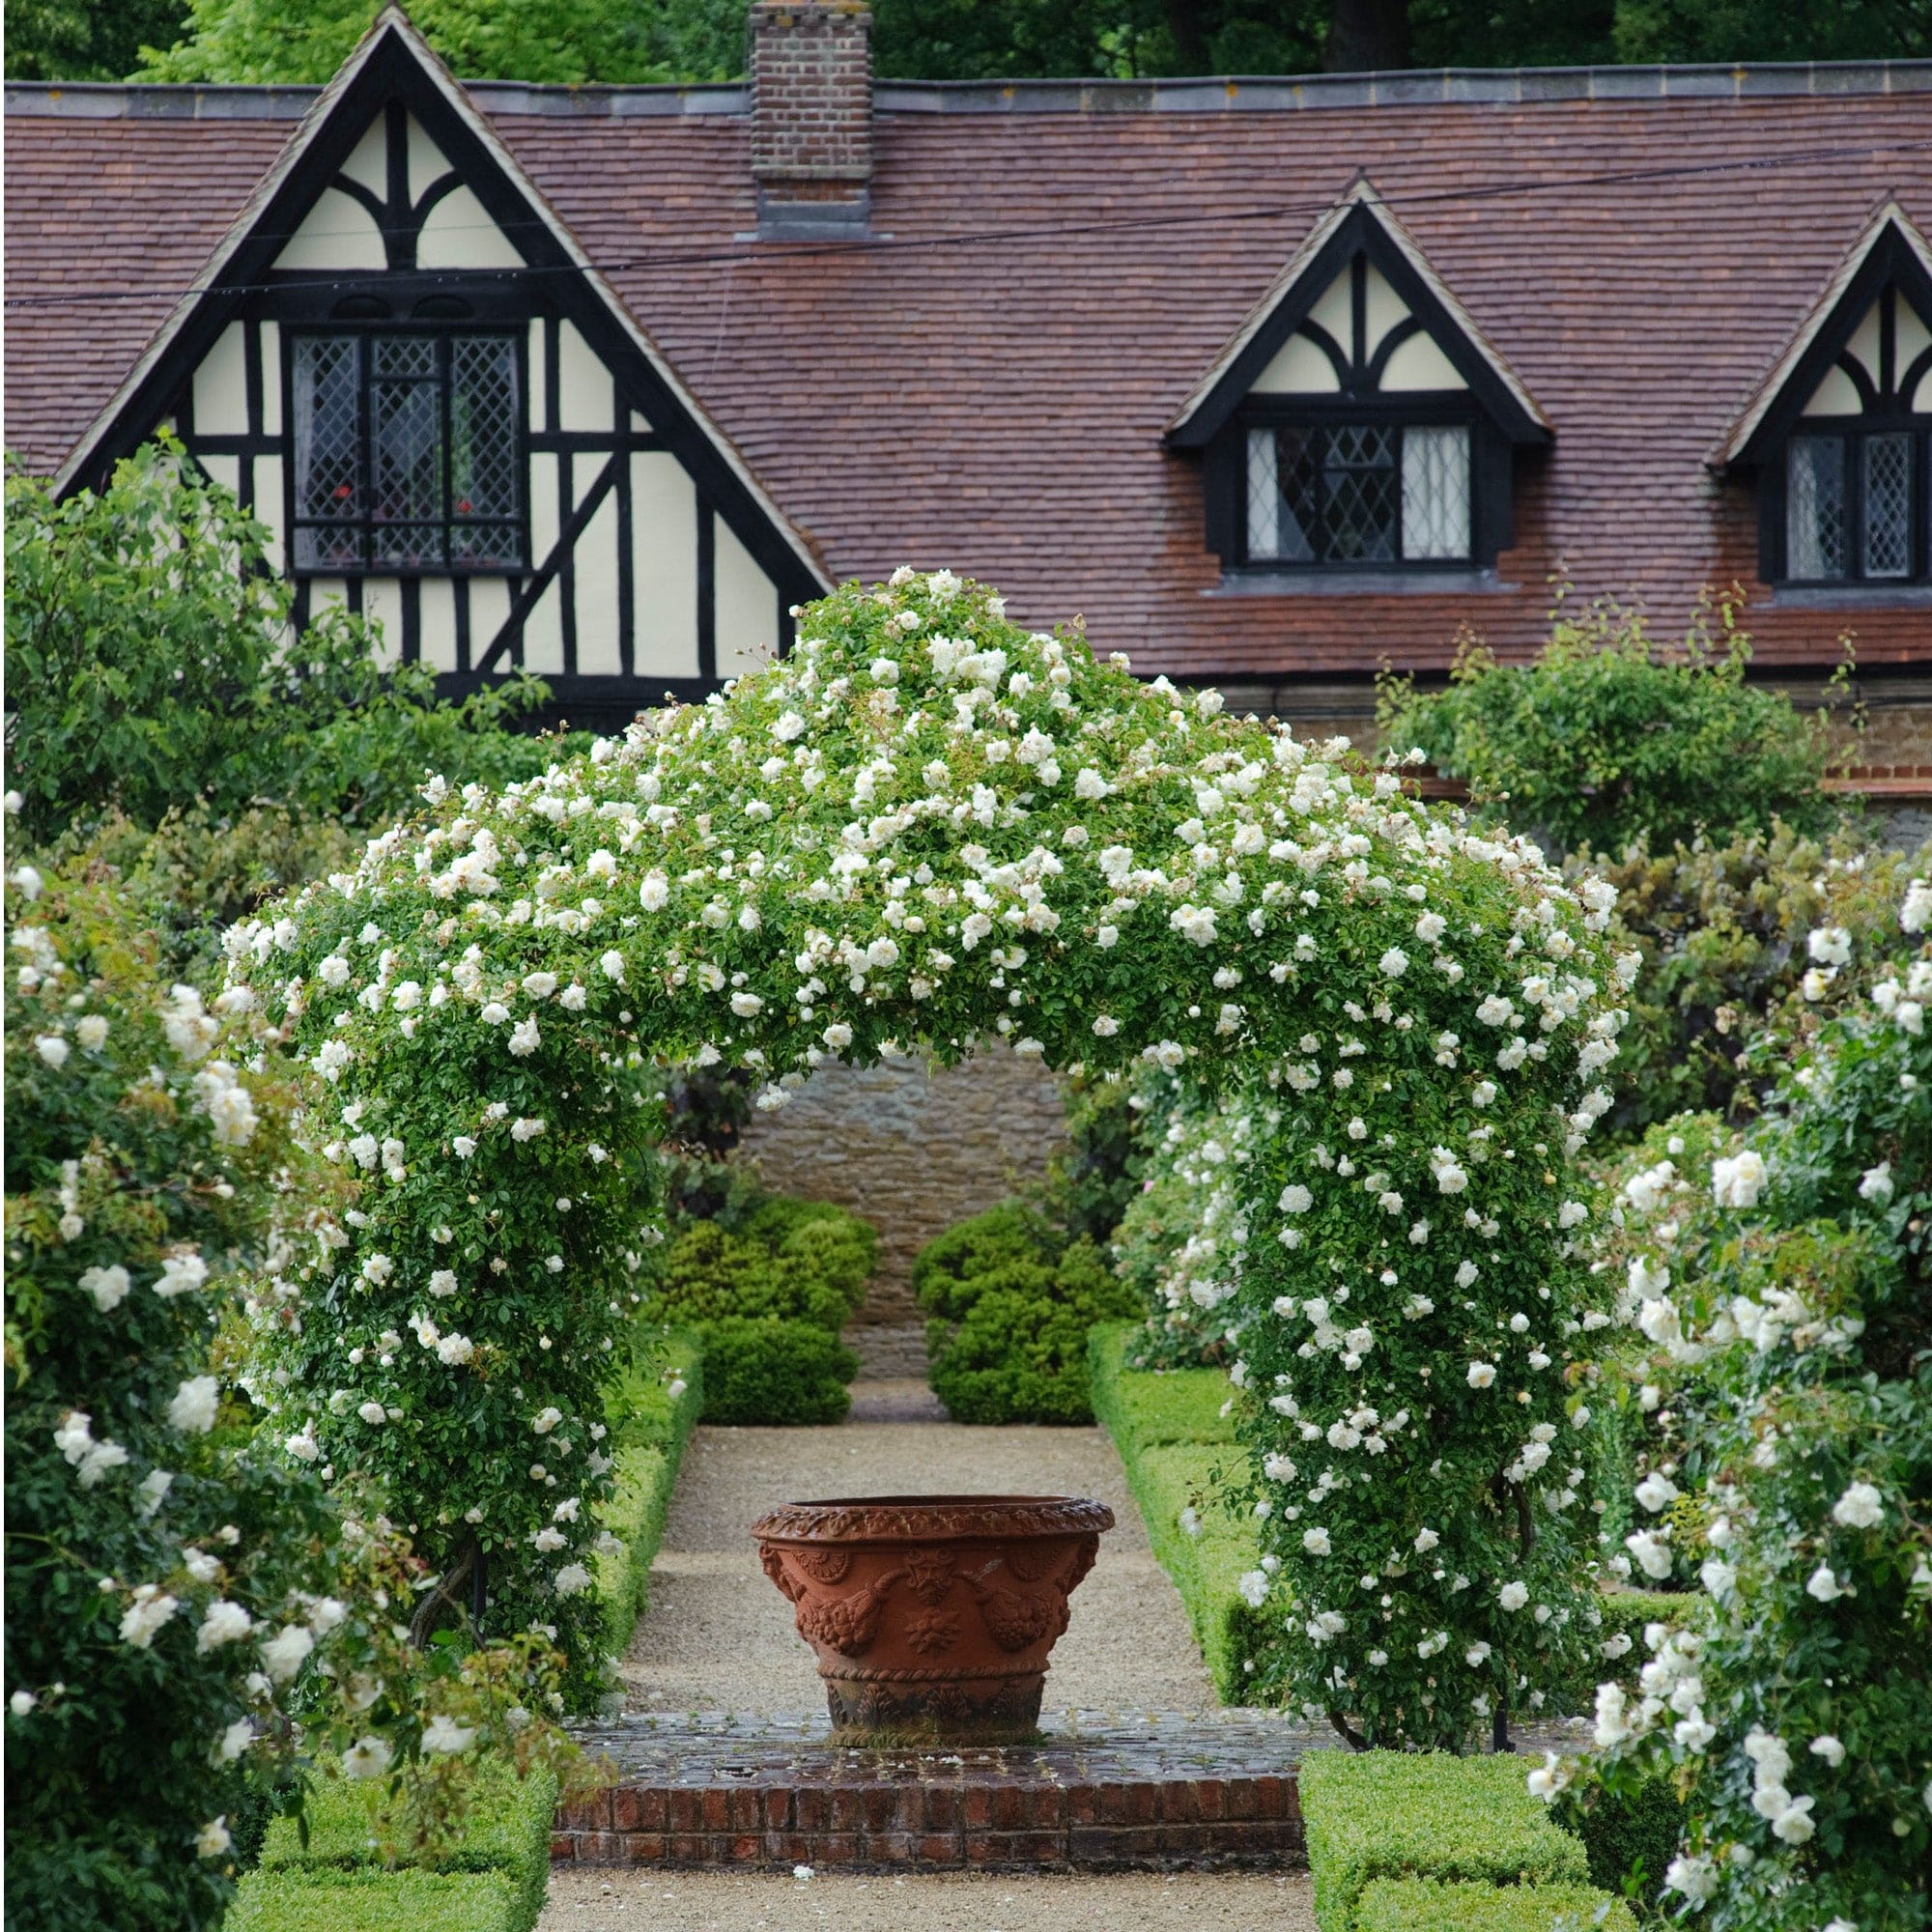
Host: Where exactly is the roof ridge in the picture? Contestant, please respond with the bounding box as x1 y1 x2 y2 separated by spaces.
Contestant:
9 57 1930 119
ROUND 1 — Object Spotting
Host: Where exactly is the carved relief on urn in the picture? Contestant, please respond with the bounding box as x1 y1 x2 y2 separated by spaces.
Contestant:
751 1494 1114 1745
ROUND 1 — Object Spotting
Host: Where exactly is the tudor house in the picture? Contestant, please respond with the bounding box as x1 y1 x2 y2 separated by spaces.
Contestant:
5 7 1931 756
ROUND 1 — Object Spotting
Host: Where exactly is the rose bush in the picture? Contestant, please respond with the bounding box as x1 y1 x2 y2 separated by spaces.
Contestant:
1538 875 1931 1932
224 569 1631 1743
2 862 571 1932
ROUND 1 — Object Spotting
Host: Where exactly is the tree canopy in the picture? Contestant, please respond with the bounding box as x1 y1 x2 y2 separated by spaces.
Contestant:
10 0 1926 86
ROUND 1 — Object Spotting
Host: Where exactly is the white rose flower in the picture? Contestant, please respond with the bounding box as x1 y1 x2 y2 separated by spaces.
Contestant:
79 1264 131 1312
260 1623 315 1683
196 1602 253 1653
639 871 670 911
1498 1581 1529 1611
195 1818 232 1860
167 1377 220 1435
1805 1564 1845 1602
356 1402 386 1427
76 1014 109 1050
1466 1362 1497 1389
421 1713 478 1753
1301 1527 1331 1555
342 1735 394 1779
1831 1481 1884 1529
1711 1151 1767 1209
35 1035 70 1068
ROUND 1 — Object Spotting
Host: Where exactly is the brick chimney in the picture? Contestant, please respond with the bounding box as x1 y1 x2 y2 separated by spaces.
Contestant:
749 0 872 238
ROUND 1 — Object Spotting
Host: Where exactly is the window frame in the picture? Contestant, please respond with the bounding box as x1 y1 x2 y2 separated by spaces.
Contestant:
1220 391 1499 575
283 322 530 579
1765 412 1932 588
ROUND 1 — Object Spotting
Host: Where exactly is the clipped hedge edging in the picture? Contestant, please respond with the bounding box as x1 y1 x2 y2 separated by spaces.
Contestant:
235 1767 557 1932
228 1868 524 1932
1354 1877 1636 1932
597 1326 704 1657
1087 1323 1266 1700
1301 1753 1599 1932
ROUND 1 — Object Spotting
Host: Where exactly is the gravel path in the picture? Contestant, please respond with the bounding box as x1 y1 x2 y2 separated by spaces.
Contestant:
616 1384 1217 1719
543 1867 1317 1930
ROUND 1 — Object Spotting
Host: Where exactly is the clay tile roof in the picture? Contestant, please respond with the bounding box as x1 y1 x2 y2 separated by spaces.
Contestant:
8 65 1932 679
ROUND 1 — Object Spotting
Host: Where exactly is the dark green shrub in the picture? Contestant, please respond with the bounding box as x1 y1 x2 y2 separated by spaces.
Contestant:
636 1189 872 1425
643 1208 874 1335
917 1209 1136 1424
1556 1772 1686 1917
1378 601 1840 856
694 1319 860 1426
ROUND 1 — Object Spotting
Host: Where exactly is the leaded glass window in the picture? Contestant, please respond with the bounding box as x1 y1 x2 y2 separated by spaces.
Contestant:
1244 422 1471 566
1784 429 1925 584
1786 436 1847 581
291 332 525 573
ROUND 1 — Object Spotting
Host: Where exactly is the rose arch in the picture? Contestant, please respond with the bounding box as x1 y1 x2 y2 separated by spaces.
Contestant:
227 570 1634 1747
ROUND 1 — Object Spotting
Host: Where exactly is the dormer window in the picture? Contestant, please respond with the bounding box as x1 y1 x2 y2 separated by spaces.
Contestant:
1718 206 1932 590
1244 420 1471 565
1169 184 1549 581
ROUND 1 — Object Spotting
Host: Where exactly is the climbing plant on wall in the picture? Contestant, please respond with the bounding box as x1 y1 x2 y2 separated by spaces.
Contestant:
226 570 1634 1738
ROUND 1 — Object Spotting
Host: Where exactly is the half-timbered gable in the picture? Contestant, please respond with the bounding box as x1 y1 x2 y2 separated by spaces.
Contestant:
51 11 826 724
1718 205 1932 592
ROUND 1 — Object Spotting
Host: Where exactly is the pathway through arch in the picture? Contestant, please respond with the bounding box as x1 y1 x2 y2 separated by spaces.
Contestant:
540 1376 1319 1927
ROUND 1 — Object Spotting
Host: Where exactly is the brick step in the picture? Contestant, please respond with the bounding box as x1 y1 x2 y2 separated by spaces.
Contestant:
554 1713 1312 1871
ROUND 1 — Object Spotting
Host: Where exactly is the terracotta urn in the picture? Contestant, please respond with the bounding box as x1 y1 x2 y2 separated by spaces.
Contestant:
752 1493 1114 1745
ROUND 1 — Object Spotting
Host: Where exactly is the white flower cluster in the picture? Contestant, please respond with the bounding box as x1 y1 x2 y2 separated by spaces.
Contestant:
227 570 1628 1734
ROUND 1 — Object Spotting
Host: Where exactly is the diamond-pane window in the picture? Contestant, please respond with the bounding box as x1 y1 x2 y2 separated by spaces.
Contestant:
1243 421 1471 566
1786 437 1847 581
290 331 526 574
1861 433 1913 579
1402 426 1471 559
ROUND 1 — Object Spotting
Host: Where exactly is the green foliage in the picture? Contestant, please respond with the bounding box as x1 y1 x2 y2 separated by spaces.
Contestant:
1576 822 1929 1138
238 1764 557 1932
643 1201 874 1335
1378 603 1838 858
4 443 567 847
1087 1324 1264 1699
637 1192 872 1422
1039 1071 1145 1245
42 807 361 984
227 1869 525 1932
137 0 743 81
4 867 337 1932
916 1206 1136 1424
14 0 1914 85
6 0 185 77
1351 1878 1635 1932
1301 1751 1593 1931
692 1317 859 1426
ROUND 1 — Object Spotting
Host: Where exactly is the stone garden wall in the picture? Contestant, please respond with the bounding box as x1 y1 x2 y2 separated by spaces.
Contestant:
733 1044 1066 1347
